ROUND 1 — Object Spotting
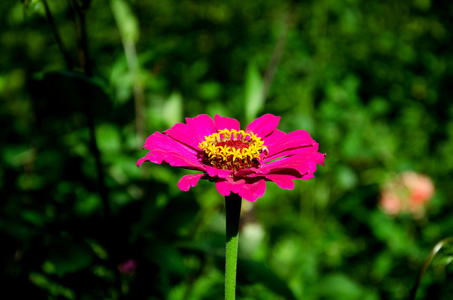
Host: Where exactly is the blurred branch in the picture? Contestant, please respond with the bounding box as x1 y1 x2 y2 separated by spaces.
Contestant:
110 0 146 146
69 0 92 76
409 237 453 300
68 0 111 219
124 40 146 146
262 4 294 102
41 0 73 69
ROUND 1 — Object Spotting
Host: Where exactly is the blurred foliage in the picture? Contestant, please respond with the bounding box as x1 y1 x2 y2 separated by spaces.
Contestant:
1 0 453 299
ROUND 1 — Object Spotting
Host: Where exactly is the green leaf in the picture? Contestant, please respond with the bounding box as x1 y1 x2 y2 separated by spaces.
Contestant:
236 258 297 300
45 237 94 276
316 273 378 300
162 91 183 128
145 244 186 276
369 211 415 254
29 272 76 299
179 242 297 299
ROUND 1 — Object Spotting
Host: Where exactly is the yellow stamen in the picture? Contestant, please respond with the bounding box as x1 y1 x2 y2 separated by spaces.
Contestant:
198 129 267 171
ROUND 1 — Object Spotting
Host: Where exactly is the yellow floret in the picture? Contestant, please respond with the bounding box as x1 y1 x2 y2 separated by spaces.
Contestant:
199 128 267 169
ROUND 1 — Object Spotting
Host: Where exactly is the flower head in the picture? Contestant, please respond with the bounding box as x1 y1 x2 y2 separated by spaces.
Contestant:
137 114 325 202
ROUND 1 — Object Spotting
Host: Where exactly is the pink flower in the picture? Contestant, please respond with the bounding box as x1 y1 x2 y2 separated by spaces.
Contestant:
118 259 137 275
379 171 434 217
400 171 434 206
380 190 404 216
137 114 325 202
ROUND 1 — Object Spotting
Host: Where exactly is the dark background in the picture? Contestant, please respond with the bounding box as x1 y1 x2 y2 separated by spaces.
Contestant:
1 0 453 299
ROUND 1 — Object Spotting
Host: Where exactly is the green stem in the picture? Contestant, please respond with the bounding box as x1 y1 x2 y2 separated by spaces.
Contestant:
42 0 73 69
225 193 242 300
409 237 453 300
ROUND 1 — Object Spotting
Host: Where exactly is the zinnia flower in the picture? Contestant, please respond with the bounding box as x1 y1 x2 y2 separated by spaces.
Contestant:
137 114 325 202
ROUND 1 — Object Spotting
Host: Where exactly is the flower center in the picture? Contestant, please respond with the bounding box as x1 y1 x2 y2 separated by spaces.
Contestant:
198 129 268 171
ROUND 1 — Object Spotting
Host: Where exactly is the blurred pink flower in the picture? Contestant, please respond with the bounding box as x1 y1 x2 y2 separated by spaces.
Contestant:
380 190 403 216
137 114 325 202
379 171 434 217
401 171 435 205
118 259 137 275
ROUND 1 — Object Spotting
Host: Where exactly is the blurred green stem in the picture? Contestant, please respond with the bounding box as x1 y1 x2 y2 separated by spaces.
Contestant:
110 0 145 146
262 4 293 102
68 0 111 218
42 0 73 69
123 40 145 146
225 193 242 300
410 237 453 300
69 0 91 75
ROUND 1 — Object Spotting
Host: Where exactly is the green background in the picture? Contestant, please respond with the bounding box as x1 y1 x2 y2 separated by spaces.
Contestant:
1 0 453 299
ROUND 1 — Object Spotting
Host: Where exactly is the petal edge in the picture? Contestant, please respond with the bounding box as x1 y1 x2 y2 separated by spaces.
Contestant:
178 174 205 191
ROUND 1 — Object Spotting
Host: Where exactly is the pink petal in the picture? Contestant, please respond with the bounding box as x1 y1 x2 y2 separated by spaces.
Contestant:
162 151 206 170
216 179 245 196
230 180 246 194
301 173 315 180
262 129 286 148
205 166 233 179
215 114 240 131
138 151 165 165
236 165 305 178
139 149 205 170
143 132 197 158
234 168 256 177
265 130 317 161
239 179 266 202
137 156 149 167
246 114 280 138
263 174 295 190
265 143 319 162
138 132 205 170
262 152 325 175
177 173 205 191
163 122 201 149
258 157 302 174
185 114 216 140
216 181 231 196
